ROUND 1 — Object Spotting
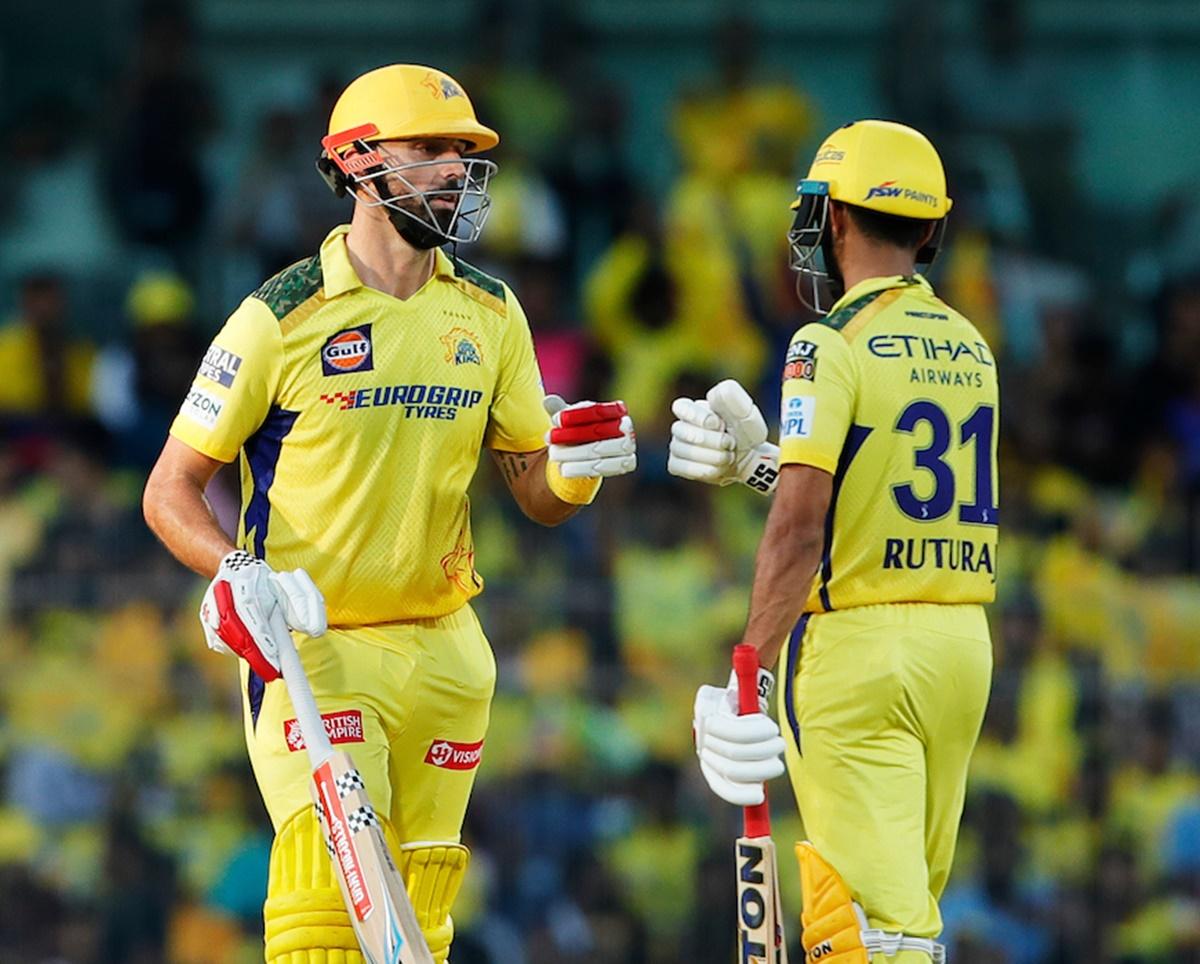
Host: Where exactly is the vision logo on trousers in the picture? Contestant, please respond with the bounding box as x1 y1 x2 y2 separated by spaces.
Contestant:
424 738 484 770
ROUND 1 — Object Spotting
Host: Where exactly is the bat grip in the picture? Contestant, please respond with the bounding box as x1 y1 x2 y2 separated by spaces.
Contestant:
733 644 772 838
274 612 335 768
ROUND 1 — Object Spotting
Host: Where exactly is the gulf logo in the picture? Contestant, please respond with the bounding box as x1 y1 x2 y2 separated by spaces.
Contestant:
321 324 374 376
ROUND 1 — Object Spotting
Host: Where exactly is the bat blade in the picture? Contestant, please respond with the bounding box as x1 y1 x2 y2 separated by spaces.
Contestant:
311 751 434 964
736 834 788 964
275 627 433 964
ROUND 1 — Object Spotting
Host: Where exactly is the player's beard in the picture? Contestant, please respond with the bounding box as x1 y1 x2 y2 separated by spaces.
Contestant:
821 230 847 304
386 193 457 250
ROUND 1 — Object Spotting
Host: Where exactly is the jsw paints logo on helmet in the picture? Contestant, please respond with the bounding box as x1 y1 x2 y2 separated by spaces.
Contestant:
321 325 374 376
424 738 484 770
865 180 902 201
865 181 941 208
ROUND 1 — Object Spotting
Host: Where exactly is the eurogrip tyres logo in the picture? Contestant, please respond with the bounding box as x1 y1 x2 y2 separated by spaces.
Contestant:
425 738 484 770
321 324 374 376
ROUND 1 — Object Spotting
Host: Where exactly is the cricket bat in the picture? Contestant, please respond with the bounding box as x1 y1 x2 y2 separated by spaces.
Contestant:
275 619 434 964
733 643 789 964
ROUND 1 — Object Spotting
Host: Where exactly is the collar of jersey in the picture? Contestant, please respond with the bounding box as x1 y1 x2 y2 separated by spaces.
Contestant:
319 224 456 299
827 273 933 316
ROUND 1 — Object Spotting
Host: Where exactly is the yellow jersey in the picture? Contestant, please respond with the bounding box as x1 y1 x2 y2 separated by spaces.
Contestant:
0 319 94 415
170 225 549 626
779 274 998 612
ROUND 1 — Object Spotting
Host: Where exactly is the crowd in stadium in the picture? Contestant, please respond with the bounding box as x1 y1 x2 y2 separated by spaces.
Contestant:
3 1 1200 961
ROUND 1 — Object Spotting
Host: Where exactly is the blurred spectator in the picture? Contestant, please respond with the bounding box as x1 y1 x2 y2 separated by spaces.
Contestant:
941 791 1054 963
224 86 352 280
91 270 204 468
98 808 177 963
102 0 214 263
0 97 124 280
0 271 95 420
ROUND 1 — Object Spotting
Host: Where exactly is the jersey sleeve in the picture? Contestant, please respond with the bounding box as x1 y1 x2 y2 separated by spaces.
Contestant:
484 287 551 452
169 297 284 463
778 323 858 474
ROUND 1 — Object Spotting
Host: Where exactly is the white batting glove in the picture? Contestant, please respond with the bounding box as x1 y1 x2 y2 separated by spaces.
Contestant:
693 668 786 807
545 395 637 478
199 550 327 682
668 379 779 494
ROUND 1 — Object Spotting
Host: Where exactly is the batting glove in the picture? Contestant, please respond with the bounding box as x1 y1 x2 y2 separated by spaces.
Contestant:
545 395 637 478
694 667 786 807
199 550 327 681
668 379 779 494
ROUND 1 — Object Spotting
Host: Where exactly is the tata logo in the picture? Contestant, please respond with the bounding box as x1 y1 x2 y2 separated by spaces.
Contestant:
321 324 374 376
865 180 902 201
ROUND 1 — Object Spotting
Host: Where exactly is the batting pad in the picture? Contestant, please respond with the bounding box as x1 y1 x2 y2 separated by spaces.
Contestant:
797 842 945 964
797 842 870 964
398 842 470 963
263 805 395 963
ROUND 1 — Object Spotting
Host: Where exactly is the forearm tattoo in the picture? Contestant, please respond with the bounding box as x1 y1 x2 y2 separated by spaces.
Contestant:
496 451 531 485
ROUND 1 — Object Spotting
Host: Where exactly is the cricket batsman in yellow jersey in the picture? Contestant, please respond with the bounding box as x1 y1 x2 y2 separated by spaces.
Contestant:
672 120 997 962
143 64 636 963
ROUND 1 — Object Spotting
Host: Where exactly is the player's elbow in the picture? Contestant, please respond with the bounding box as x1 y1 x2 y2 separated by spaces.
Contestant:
524 499 579 528
142 466 168 539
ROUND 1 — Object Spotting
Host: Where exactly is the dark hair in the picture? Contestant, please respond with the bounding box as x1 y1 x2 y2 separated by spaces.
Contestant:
844 203 933 250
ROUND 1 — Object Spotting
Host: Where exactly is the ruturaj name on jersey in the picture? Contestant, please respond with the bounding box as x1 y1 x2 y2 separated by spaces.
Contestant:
882 536 996 576
319 383 485 419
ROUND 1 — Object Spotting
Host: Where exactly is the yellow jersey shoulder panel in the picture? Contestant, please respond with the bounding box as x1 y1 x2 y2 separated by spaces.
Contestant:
446 258 507 317
252 256 324 323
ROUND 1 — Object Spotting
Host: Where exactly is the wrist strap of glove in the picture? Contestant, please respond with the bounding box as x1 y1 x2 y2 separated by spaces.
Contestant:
738 443 780 495
545 459 603 505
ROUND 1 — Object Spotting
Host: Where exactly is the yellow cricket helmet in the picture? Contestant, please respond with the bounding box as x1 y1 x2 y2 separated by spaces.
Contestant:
317 64 500 248
788 119 952 312
326 64 498 153
798 119 951 219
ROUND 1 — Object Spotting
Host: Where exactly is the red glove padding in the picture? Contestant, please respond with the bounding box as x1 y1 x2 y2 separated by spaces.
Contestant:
548 400 628 445
211 579 281 681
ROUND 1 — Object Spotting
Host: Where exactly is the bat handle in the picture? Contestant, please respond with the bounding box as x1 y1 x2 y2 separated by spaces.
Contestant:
733 644 772 838
274 612 335 768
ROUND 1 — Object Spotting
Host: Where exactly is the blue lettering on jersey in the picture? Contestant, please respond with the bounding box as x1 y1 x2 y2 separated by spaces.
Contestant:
319 384 484 419
909 369 985 388
881 537 994 575
868 334 993 366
